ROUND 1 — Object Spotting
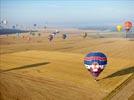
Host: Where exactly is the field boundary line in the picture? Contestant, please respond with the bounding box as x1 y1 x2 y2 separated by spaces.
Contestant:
103 73 134 100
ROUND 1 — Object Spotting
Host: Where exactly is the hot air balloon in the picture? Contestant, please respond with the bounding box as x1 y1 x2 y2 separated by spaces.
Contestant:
84 52 107 81
116 25 122 32
27 36 31 41
12 25 15 29
124 21 132 32
48 34 54 42
2 19 8 25
1 19 8 29
62 33 67 39
38 33 41 36
34 24 37 27
83 32 87 38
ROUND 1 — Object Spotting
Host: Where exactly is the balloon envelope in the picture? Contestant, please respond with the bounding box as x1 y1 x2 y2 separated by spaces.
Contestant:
2 20 7 25
117 25 122 32
34 24 37 27
124 21 133 32
12 25 15 29
62 34 67 39
84 52 107 77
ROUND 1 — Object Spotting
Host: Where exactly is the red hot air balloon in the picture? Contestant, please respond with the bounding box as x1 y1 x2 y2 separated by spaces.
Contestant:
124 21 132 32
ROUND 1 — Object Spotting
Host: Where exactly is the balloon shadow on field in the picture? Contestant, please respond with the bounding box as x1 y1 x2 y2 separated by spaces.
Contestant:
102 66 134 79
0 62 50 73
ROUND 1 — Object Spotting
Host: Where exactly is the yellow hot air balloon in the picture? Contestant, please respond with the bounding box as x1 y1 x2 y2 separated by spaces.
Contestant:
117 25 123 32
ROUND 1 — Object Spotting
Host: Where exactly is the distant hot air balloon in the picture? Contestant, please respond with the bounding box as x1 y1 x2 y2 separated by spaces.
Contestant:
12 25 15 29
116 25 122 32
2 19 8 25
56 30 60 33
52 32 56 36
124 21 132 32
15 24 19 28
33 24 37 30
48 34 54 42
38 33 41 36
27 36 31 41
56 30 58 33
34 24 37 27
62 33 67 39
84 52 107 81
83 32 87 38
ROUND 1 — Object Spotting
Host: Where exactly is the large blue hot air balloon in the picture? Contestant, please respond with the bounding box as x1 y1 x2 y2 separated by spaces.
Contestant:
84 52 107 80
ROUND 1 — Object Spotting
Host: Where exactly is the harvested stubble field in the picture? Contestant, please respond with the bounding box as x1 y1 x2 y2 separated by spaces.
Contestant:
0 29 134 100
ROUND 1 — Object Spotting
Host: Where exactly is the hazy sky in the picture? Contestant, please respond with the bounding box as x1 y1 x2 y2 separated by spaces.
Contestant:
1 0 134 27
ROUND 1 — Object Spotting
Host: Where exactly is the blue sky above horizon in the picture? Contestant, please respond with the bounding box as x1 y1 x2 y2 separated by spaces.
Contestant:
1 0 134 27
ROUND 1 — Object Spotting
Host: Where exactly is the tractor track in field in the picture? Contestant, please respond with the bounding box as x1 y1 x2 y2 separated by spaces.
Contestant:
103 73 134 100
